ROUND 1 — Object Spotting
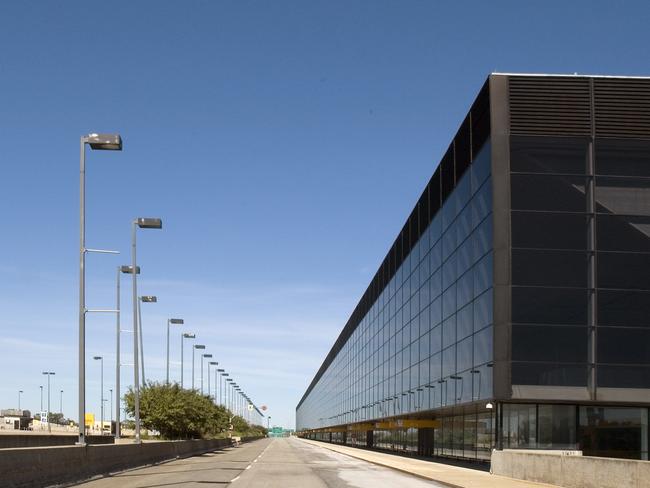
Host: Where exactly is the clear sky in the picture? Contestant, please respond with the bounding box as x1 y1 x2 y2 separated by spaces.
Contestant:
0 1 648 429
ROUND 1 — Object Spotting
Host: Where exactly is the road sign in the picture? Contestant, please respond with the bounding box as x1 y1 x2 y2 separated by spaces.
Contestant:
84 413 95 427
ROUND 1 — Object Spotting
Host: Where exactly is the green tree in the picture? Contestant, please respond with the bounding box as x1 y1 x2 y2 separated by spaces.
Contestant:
124 382 231 439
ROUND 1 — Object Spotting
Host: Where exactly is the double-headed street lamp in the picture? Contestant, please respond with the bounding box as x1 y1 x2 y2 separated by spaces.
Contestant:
93 356 104 434
201 353 212 394
131 217 162 444
116 264 140 440
181 333 195 388
166 319 184 383
79 133 122 446
192 344 205 390
42 372 55 433
138 295 158 383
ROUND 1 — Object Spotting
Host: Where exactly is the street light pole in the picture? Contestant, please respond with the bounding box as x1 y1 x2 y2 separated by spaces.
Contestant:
138 295 158 384
116 265 139 440
18 390 23 411
166 319 184 384
201 354 212 394
217 369 224 405
208 362 218 401
79 133 122 446
131 217 162 444
181 333 195 388
40 385 43 412
60 390 63 414
192 344 205 390
93 356 103 435
42 372 55 433
109 389 113 428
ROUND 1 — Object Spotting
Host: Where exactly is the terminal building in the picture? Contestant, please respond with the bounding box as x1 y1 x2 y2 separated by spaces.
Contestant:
297 74 650 461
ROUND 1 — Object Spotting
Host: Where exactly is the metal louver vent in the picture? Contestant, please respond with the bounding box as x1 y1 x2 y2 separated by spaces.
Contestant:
594 79 650 139
509 76 591 136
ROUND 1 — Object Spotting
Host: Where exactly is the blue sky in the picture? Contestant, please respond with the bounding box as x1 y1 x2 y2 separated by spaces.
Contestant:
1 1 648 429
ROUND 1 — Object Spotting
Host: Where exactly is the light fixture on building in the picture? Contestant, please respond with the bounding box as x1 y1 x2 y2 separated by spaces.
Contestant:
486 402 494 409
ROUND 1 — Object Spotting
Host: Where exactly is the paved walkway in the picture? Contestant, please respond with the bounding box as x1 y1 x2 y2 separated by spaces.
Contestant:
299 438 562 488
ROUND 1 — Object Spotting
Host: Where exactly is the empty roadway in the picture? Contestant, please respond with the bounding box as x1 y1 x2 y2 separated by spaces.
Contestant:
72 437 444 488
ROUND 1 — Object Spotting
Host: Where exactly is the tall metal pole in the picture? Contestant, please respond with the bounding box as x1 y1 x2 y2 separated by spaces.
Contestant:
181 333 184 388
192 346 195 390
40 386 43 412
109 389 113 427
100 358 104 434
132 222 141 443
47 375 51 433
138 299 145 384
60 390 63 414
166 319 170 384
200 355 204 394
18 390 22 410
79 137 86 445
115 267 121 439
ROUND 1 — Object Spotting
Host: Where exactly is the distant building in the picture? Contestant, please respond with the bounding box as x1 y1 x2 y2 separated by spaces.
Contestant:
0 409 31 430
297 74 650 461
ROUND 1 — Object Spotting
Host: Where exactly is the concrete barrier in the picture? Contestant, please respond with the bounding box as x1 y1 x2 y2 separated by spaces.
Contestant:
0 437 249 488
491 449 650 488
0 434 113 449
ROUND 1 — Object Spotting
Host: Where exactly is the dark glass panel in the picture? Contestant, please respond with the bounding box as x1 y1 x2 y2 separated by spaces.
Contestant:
596 139 650 177
473 326 492 366
597 365 650 389
598 290 650 327
595 177 650 216
456 302 473 341
441 144 455 201
597 252 650 290
512 287 588 325
472 181 492 226
473 289 493 332
511 136 588 174
457 336 473 372
512 250 587 287
473 252 493 296
442 315 456 349
442 346 456 378
471 142 491 194
598 328 650 364
511 175 586 212
512 212 587 250
511 362 588 386
503 404 537 448
538 405 577 449
512 325 588 362
579 406 649 459
596 214 650 252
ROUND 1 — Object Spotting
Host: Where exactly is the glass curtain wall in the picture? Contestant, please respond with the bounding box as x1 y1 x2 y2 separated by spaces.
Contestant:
296 141 493 431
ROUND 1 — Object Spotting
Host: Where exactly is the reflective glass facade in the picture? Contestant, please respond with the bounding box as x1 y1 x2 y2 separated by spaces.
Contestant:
298 74 650 462
297 142 492 432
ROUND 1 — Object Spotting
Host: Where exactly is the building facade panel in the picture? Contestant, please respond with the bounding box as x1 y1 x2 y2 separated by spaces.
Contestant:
298 74 650 462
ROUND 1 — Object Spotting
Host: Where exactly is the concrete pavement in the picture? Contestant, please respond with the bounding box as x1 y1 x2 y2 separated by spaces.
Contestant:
299 438 563 488
72 437 446 487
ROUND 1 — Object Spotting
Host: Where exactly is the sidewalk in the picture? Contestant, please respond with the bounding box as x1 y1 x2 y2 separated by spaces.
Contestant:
299 438 562 488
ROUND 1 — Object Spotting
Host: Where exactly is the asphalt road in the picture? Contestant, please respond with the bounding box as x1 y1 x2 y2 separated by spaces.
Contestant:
73 437 445 487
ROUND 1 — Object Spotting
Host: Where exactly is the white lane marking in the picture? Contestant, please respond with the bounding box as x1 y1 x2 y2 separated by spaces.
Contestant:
231 475 240 482
245 465 251 470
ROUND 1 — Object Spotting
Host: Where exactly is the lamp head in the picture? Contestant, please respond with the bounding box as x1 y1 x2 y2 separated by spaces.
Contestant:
86 133 122 150
136 217 162 229
203 353 213 358
209 361 218 365
120 265 140 274
194 344 206 350
183 333 195 339
169 318 184 324
93 356 102 361
140 296 157 303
